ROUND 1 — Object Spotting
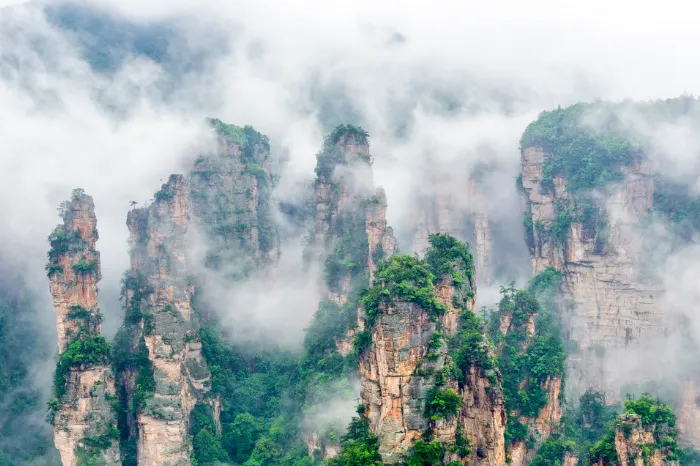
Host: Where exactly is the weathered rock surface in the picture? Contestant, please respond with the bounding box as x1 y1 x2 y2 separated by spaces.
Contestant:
360 250 506 465
305 127 396 457
47 191 120 466
611 414 678 466
126 175 210 466
189 121 279 277
520 145 667 395
496 294 563 465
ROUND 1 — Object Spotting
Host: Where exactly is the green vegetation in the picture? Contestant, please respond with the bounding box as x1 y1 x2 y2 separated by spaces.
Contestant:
521 98 700 248
449 308 494 382
521 103 641 193
53 335 111 400
361 254 447 328
529 437 576 466
327 407 381 466
406 440 445 466
112 270 156 466
75 427 120 466
45 263 64 277
328 124 370 147
489 270 566 446
190 402 229 464
208 117 248 144
0 289 57 464
425 387 462 420
72 258 98 274
653 180 700 240
589 394 680 465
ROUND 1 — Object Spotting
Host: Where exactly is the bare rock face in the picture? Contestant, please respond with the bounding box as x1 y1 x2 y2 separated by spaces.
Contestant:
520 145 667 394
360 240 506 465
612 414 678 466
125 175 211 466
47 190 120 466
677 380 700 447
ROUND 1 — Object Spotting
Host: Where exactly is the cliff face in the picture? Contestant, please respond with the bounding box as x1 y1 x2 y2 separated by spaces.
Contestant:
112 120 280 465
47 191 120 466
310 127 396 304
124 175 210 466
360 236 506 465
520 145 666 394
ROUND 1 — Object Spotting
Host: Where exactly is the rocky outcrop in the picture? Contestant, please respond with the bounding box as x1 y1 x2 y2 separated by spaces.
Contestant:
308 126 396 347
520 145 667 394
495 289 563 466
125 175 211 466
360 238 506 465
609 414 678 466
47 190 120 466
116 120 278 465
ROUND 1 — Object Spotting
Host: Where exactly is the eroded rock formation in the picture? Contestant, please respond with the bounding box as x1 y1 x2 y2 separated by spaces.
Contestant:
47 190 120 466
124 175 210 466
592 414 679 466
360 237 506 465
304 126 397 457
520 145 667 395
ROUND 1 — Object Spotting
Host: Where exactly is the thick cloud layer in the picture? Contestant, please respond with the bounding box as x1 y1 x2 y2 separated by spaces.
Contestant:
3 0 700 375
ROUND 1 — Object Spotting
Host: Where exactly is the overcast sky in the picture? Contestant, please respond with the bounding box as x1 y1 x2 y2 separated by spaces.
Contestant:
2 0 700 344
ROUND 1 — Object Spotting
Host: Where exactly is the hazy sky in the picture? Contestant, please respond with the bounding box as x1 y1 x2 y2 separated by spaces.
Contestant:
2 0 700 346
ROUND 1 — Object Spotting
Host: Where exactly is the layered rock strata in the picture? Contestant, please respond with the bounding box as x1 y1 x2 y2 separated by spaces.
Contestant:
520 145 666 395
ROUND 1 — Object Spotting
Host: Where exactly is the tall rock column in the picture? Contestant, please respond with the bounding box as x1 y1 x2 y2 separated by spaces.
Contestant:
360 234 506 465
47 189 120 466
125 175 210 466
302 125 396 458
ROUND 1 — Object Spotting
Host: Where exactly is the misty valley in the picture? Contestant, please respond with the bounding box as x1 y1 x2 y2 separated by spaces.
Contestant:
3 2 700 466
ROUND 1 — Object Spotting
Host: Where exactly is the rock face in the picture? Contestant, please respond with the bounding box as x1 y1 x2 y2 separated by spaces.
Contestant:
47 191 120 466
125 175 211 466
520 145 667 394
304 126 397 457
607 414 679 466
360 239 506 465
310 127 396 299
189 119 279 277
114 120 280 465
